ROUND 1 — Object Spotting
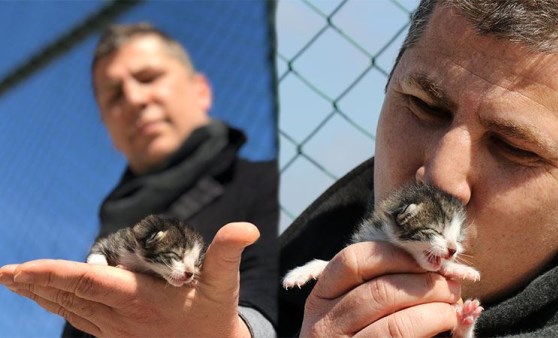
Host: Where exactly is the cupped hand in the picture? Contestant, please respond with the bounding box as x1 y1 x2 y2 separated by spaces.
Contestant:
0 222 259 338
300 241 461 337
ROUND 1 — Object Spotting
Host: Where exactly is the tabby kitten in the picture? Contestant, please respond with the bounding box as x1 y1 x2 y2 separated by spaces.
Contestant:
87 214 205 287
282 183 482 338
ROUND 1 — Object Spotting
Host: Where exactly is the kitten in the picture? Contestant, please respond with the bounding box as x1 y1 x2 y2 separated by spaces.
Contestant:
282 183 482 338
87 214 205 287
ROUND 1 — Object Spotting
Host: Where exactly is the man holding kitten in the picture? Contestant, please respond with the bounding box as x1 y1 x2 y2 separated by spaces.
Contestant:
0 23 279 337
279 0 558 337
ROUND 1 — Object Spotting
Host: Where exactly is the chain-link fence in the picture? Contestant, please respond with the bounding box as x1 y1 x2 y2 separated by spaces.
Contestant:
276 0 419 231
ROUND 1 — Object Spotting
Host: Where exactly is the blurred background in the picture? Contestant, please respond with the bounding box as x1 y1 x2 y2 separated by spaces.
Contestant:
0 0 418 335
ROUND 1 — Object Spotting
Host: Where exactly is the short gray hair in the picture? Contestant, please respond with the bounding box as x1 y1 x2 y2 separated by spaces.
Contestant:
388 0 558 86
92 22 195 73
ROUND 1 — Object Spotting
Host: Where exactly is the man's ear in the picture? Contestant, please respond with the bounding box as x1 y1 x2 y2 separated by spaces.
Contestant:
193 73 212 112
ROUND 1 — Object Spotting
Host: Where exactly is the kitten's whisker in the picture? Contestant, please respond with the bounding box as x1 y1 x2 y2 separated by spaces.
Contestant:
455 256 473 265
456 254 473 260
458 252 473 258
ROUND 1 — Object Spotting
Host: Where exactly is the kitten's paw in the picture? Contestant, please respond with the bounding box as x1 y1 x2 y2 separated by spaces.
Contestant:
457 299 483 325
441 262 480 282
453 299 483 338
282 259 328 289
86 254 109 266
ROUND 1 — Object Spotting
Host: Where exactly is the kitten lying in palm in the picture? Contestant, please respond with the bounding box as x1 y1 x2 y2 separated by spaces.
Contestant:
87 214 205 287
282 183 482 338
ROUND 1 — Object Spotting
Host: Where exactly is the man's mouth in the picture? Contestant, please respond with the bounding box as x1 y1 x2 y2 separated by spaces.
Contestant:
136 120 165 136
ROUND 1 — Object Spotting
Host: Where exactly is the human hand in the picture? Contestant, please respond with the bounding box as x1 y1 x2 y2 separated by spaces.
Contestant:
300 241 461 337
0 222 259 338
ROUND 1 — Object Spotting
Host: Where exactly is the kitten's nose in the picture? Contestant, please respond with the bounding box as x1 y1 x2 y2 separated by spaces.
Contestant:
184 271 194 280
446 248 457 259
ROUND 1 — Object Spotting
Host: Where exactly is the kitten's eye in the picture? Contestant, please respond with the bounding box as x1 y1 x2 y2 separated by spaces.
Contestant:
407 96 451 126
403 228 441 241
419 228 441 239
165 252 181 260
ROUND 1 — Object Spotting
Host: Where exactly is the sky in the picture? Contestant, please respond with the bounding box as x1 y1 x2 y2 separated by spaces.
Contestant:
0 0 420 335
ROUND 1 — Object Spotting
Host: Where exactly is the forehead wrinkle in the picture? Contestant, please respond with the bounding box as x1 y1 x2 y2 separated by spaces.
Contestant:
403 72 457 112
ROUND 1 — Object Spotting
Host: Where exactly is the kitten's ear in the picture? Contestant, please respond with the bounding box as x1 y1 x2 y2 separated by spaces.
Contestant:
132 215 163 244
145 231 167 248
395 203 422 225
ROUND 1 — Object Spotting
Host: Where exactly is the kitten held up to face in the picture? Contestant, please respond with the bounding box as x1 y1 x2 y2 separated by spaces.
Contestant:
87 215 205 287
282 183 482 338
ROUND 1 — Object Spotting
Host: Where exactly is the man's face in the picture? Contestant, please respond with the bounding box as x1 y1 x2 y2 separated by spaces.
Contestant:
375 5 558 303
93 35 211 174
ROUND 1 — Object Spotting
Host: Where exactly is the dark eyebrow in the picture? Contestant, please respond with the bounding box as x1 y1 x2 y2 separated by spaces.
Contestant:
403 73 457 113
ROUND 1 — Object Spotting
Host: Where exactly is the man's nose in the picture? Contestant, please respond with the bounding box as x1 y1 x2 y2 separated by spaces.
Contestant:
415 127 472 205
123 79 149 108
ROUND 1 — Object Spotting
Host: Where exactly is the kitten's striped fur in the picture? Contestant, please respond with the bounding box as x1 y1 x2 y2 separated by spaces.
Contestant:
87 214 205 287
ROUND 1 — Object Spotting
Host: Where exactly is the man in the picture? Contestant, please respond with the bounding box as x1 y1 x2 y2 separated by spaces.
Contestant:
279 0 558 336
0 23 279 337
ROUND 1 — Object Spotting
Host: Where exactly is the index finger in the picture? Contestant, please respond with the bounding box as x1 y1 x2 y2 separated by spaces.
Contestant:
2 259 147 307
314 241 426 299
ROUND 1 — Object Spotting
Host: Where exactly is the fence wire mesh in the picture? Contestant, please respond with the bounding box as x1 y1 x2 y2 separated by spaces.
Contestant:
276 0 418 231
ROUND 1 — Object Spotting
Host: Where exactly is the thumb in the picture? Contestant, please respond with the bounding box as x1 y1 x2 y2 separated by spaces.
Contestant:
199 222 260 298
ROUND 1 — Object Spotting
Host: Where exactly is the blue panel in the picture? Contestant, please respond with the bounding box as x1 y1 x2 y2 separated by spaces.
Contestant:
0 0 105 79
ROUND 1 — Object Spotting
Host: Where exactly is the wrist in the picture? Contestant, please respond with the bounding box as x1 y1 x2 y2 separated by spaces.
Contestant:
235 315 252 338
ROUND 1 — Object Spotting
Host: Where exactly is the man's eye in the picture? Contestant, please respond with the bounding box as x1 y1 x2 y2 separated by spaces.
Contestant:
407 96 451 124
165 252 181 260
490 136 542 165
138 75 156 83
137 72 161 83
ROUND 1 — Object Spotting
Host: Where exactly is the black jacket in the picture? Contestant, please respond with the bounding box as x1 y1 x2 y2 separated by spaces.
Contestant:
278 157 558 337
64 122 279 336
